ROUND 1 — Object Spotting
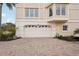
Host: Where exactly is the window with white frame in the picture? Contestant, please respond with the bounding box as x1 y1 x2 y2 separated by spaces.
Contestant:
25 8 38 17
56 4 66 15
63 25 68 31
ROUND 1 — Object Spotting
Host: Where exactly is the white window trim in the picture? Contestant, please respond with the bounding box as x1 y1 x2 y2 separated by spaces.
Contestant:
28 9 30 17
56 4 66 16
62 30 68 32
25 8 39 18
33 8 36 17
62 25 68 32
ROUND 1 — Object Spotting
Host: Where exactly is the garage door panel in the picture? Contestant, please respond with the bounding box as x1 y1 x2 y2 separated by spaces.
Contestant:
24 25 54 37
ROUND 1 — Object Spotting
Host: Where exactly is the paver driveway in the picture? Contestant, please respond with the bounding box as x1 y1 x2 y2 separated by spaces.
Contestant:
0 38 79 56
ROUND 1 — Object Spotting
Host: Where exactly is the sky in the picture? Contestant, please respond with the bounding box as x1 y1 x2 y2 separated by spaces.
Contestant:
2 4 16 24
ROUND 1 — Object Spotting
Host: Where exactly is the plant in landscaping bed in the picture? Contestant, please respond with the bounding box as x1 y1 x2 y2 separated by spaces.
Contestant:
55 33 60 38
73 29 79 41
56 34 76 42
0 23 16 41
55 33 63 39
74 29 79 34
0 28 3 39
2 31 13 41
63 36 75 41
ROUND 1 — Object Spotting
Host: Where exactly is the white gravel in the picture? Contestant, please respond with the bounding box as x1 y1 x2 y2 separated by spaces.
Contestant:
0 38 79 56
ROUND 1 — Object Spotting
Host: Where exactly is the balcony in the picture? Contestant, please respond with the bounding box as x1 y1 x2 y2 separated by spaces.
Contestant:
47 3 69 23
48 16 68 23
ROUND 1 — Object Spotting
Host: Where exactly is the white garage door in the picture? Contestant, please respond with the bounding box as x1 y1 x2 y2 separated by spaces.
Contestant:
24 25 54 37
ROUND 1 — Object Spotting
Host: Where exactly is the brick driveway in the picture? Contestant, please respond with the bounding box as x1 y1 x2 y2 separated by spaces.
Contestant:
0 38 79 56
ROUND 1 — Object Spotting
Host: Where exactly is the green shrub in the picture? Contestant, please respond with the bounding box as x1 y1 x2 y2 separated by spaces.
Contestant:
64 36 75 41
74 37 79 41
55 33 63 39
74 29 79 34
58 35 63 39
0 23 16 41
56 35 76 41
55 33 60 38
0 28 2 37
73 29 79 41
0 31 14 41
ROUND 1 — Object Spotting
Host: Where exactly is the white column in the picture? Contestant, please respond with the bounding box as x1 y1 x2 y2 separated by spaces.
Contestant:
67 4 69 19
53 3 56 18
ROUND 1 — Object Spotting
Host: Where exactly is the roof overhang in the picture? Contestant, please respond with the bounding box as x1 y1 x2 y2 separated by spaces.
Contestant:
45 3 53 8
45 3 69 8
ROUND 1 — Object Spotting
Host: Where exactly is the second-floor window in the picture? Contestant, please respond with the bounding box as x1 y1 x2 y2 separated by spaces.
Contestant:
56 4 66 15
25 8 38 17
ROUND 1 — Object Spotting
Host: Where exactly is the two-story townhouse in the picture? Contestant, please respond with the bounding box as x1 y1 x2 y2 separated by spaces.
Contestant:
16 3 79 38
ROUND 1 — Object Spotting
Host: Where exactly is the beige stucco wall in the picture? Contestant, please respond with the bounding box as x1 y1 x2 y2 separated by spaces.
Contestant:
54 22 79 36
69 3 79 20
16 3 79 37
56 3 79 36
16 3 49 19
16 3 79 20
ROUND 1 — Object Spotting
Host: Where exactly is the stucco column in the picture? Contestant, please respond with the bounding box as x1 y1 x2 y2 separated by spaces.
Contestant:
53 3 56 18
